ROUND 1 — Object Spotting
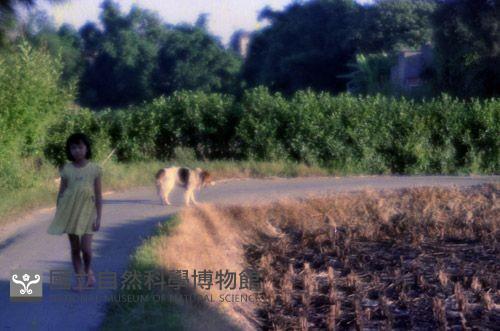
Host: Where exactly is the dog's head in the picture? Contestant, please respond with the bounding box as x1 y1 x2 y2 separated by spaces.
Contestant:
198 169 214 187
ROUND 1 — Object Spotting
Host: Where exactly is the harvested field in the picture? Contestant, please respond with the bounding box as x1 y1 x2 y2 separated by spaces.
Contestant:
156 183 499 330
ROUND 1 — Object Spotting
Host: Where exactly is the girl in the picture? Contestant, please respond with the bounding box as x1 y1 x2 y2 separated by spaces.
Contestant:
47 133 103 291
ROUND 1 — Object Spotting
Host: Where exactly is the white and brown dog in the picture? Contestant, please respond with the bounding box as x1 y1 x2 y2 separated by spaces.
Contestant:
155 166 213 206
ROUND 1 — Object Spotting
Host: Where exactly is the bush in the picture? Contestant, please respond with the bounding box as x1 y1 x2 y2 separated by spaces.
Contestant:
44 106 112 168
235 87 499 174
3 48 496 190
152 91 238 160
102 91 238 162
45 88 499 175
235 87 290 161
171 147 197 164
100 105 159 162
0 41 72 189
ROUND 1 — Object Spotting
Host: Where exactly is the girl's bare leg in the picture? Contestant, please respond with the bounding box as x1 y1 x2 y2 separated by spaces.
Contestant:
80 234 96 287
68 234 84 291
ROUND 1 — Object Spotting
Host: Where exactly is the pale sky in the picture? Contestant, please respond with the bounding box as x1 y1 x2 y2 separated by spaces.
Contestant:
38 0 374 46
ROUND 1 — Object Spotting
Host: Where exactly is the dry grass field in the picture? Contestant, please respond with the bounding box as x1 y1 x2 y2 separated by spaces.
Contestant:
152 183 499 330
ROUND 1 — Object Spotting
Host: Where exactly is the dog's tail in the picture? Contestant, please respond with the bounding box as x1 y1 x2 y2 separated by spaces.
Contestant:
178 167 190 188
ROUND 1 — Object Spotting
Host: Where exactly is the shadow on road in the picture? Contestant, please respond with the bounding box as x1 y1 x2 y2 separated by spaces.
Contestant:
0 232 28 253
103 199 161 206
0 212 244 330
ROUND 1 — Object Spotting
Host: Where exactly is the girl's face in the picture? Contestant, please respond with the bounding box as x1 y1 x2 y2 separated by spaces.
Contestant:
70 141 87 161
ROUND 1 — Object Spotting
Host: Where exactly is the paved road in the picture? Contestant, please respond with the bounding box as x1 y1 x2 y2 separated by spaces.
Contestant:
0 175 498 330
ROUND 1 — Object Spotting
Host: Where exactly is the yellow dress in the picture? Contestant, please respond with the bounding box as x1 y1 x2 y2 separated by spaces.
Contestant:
47 161 102 236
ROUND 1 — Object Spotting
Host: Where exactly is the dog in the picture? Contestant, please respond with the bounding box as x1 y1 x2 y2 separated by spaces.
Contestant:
155 166 213 206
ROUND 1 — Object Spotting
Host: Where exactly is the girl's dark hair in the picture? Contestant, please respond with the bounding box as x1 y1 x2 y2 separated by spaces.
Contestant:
65 133 92 161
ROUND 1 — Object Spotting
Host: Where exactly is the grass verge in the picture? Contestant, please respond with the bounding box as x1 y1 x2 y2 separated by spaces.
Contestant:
100 215 185 330
100 214 246 330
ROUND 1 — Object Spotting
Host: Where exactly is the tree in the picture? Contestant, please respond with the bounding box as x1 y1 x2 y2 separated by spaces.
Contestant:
0 0 66 46
340 52 396 95
432 0 499 98
195 13 209 30
359 0 438 53
153 25 241 96
79 0 241 107
229 29 247 56
79 0 165 107
243 0 362 95
24 10 84 85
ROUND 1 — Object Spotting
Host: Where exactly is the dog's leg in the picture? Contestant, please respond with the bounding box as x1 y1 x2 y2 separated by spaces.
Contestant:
190 189 199 205
164 188 172 205
184 188 194 206
156 179 169 205
157 184 166 205
163 180 174 205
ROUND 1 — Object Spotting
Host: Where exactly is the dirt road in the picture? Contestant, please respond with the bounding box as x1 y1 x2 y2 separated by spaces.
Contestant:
0 175 498 330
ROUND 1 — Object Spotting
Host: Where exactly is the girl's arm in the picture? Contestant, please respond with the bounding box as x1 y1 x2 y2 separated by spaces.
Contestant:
94 174 103 229
57 177 68 207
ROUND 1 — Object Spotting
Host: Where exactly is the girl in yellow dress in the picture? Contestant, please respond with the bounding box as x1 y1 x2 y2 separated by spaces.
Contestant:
47 133 103 291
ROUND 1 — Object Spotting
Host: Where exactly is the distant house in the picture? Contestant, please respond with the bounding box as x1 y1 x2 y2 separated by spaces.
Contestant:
230 31 252 58
390 43 434 91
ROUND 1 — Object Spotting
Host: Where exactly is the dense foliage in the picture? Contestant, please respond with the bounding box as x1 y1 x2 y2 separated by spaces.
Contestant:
3 0 497 103
0 0 498 194
0 42 71 189
243 0 439 95
234 87 499 173
40 87 499 175
77 1 242 107
432 0 499 98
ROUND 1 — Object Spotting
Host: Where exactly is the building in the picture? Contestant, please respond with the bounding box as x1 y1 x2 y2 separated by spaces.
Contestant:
390 43 434 91
230 30 252 58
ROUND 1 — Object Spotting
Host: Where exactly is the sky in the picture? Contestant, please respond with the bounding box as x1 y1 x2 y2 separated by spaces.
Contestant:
37 0 374 46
